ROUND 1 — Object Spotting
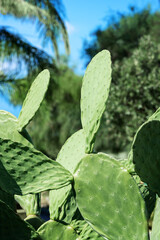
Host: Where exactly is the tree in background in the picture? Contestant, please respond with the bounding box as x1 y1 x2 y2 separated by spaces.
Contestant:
0 0 69 87
84 7 160 154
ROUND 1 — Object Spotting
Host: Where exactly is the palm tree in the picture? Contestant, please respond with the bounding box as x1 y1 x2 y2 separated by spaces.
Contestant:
0 0 69 87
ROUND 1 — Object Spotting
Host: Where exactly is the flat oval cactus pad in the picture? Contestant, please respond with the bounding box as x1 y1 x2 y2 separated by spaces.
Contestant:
74 154 148 240
18 69 50 132
81 50 112 153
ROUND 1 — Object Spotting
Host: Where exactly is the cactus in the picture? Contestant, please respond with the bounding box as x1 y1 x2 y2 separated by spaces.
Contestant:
74 153 148 240
132 120 160 196
151 198 160 240
18 69 50 132
49 129 85 223
81 50 112 153
0 138 73 195
37 220 79 240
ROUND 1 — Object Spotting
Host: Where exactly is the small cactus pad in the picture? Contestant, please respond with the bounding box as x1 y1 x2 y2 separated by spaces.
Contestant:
37 220 79 240
81 50 112 153
151 198 160 240
25 215 44 230
132 120 160 195
18 69 50 132
57 129 86 173
49 184 77 223
74 154 148 240
49 130 85 223
0 138 73 195
0 200 39 239
71 220 104 240
15 193 41 216
0 110 32 147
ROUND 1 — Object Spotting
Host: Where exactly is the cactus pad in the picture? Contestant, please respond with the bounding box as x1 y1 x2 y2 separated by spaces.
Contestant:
18 69 50 132
81 50 112 153
132 120 160 195
0 138 73 195
0 110 32 147
15 193 41 216
0 188 15 211
49 184 77 223
37 220 79 240
151 198 160 240
0 200 39 239
57 129 86 173
74 154 148 240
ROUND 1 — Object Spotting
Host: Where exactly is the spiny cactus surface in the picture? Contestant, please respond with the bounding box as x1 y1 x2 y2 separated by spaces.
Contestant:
0 138 73 195
81 50 112 153
74 154 148 240
132 120 160 195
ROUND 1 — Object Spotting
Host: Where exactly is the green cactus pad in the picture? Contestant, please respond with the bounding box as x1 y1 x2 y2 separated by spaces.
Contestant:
25 215 44 230
37 220 79 240
132 120 160 195
81 50 112 153
0 188 16 211
49 184 77 223
57 129 86 173
49 130 85 223
71 220 104 240
15 193 41 216
0 110 32 147
151 198 160 240
18 69 50 132
0 138 73 195
74 154 148 240
0 200 39 239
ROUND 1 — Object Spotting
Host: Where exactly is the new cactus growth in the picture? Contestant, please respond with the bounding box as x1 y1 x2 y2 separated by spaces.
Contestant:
0 51 160 240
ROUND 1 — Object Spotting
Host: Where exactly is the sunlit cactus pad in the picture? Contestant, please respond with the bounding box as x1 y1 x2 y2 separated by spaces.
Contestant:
37 220 79 240
0 110 32 147
0 138 73 195
18 69 50 132
132 120 160 196
0 200 39 240
151 198 160 240
74 154 148 240
57 129 86 173
81 50 112 153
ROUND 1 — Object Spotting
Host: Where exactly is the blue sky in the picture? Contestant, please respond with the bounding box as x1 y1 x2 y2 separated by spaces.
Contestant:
0 0 159 117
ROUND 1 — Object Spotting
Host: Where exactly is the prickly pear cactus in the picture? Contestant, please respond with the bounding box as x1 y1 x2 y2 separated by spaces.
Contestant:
49 184 77 224
0 110 32 147
81 50 112 153
0 138 73 195
74 154 148 240
132 120 160 196
0 188 15 211
49 129 85 223
37 220 79 240
18 69 50 132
